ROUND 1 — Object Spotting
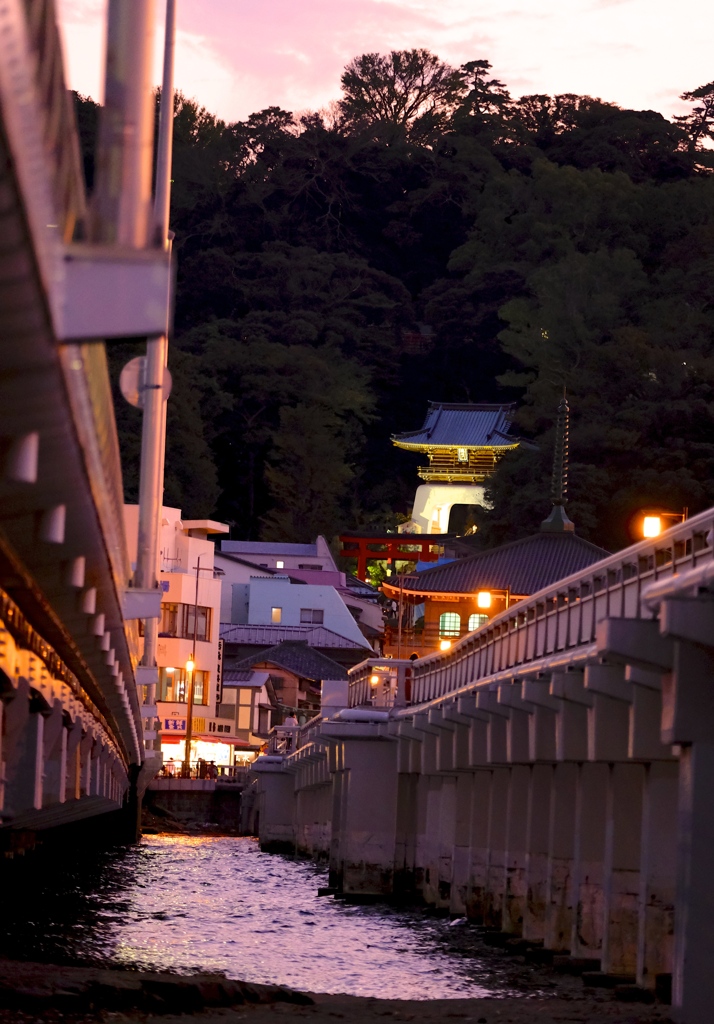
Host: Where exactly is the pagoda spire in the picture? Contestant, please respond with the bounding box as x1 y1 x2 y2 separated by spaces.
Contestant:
541 392 574 533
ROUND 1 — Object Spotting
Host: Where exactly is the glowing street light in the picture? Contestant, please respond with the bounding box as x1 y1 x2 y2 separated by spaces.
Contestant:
477 590 492 609
439 639 452 651
643 516 662 538
640 508 688 540
370 673 380 686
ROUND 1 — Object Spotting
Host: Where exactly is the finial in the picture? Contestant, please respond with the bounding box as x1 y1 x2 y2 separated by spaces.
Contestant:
541 390 575 533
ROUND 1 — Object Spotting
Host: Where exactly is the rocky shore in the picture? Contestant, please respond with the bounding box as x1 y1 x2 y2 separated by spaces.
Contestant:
0 961 674 1024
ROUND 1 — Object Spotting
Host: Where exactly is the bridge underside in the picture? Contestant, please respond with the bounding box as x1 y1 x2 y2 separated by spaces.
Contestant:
0 2 144 843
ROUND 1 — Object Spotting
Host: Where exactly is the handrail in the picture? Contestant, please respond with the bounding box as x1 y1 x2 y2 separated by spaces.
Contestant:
349 510 714 708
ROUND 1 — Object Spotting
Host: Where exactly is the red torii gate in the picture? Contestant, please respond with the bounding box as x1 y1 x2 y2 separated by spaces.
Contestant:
339 532 449 582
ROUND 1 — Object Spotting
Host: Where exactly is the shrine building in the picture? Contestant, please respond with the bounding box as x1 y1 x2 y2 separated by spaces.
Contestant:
392 402 518 534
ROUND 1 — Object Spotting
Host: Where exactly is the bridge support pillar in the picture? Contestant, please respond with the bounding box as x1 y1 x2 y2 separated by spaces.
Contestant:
466 770 491 923
523 763 552 942
65 718 83 801
571 762 608 959
4 685 45 814
335 739 398 895
450 772 472 914
637 761 677 988
601 762 644 977
545 761 578 951
42 701 68 807
394 771 418 899
485 767 509 929
673 741 714 1023
503 764 529 935
254 764 295 853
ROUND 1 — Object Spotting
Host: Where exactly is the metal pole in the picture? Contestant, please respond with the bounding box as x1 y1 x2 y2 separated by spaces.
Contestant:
93 1 156 245
136 0 177 715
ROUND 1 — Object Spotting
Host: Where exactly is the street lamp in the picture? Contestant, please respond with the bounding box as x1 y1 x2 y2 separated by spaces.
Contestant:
640 508 688 539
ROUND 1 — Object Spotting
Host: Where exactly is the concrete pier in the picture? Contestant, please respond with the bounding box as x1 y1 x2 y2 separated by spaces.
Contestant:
252 510 714 1022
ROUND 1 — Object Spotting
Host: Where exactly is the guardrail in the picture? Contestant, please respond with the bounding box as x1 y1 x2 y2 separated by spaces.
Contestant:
349 510 714 708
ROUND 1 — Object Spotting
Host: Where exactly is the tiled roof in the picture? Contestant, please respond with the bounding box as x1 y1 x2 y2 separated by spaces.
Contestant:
223 669 270 687
230 641 348 681
392 403 516 449
221 540 319 556
219 622 370 650
390 532 610 597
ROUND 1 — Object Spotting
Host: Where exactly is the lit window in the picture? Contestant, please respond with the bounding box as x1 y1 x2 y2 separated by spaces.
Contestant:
457 447 468 463
158 667 209 705
271 606 282 623
468 613 489 631
439 612 461 637
276 560 284 569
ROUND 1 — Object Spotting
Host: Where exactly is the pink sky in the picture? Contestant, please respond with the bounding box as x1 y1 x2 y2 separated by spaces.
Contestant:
57 0 711 124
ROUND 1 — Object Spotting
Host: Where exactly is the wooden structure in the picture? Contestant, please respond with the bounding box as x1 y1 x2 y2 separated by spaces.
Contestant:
392 402 518 483
381 530 609 657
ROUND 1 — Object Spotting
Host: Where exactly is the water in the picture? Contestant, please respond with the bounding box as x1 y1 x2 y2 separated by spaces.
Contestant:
0 836 541 1000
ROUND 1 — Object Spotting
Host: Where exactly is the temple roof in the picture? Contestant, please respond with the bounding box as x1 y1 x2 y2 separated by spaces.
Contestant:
392 402 516 450
383 532 609 599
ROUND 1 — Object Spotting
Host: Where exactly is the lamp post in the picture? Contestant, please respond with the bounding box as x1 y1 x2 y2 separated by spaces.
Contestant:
641 508 688 539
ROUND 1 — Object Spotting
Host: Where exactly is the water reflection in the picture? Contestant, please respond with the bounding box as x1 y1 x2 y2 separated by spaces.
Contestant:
0 836 525 999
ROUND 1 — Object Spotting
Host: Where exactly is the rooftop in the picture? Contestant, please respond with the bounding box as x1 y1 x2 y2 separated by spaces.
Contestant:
229 641 348 681
219 622 371 650
221 540 321 557
392 403 517 450
384 531 610 599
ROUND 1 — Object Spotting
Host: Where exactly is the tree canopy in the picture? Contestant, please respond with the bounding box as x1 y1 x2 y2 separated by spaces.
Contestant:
75 54 714 550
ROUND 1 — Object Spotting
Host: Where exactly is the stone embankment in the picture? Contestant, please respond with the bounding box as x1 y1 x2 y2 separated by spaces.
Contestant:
0 961 673 1024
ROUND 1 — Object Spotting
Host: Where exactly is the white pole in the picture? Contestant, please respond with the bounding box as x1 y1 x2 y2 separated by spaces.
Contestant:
93 1 157 246
136 0 177 715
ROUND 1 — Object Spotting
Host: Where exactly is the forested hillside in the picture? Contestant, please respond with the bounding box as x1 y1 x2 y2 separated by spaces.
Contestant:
74 54 714 551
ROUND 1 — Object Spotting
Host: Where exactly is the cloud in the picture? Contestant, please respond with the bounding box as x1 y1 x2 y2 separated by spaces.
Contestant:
56 0 712 123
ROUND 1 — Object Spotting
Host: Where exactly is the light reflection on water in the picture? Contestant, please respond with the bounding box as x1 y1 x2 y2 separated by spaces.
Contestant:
1 835 522 999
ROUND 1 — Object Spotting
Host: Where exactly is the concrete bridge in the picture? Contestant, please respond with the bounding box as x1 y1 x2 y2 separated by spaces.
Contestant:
0 1 167 848
255 506 714 1022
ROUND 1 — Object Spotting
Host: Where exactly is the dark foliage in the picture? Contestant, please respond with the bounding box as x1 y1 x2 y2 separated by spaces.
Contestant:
73 54 714 549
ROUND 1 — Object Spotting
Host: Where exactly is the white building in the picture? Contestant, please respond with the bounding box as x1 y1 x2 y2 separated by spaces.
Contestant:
220 537 336 573
216 546 384 645
124 505 265 767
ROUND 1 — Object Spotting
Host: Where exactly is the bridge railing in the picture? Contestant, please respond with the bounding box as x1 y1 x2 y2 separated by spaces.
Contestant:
349 511 714 708
23 0 86 242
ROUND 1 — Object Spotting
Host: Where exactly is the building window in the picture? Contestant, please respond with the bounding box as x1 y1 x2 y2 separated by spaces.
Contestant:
468 613 489 631
158 667 209 705
159 603 211 641
457 447 468 463
276 560 284 569
160 603 179 636
183 604 211 642
439 612 461 637
298 564 322 570
300 608 324 624
271 606 282 623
